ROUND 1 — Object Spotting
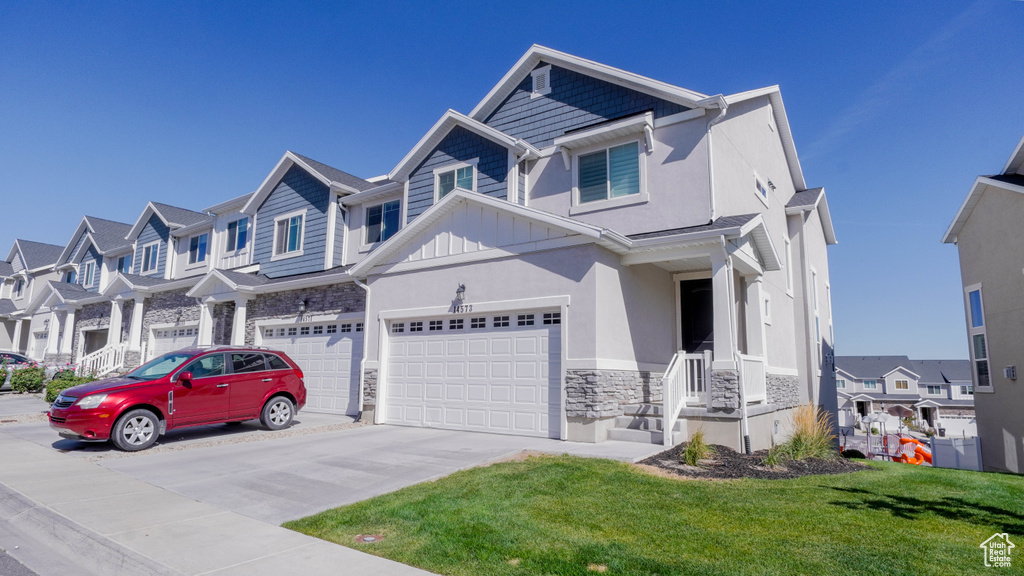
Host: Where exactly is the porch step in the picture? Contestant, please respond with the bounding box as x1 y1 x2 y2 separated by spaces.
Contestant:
613 415 684 432
621 404 663 417
607 404 685 445
608 427 664 443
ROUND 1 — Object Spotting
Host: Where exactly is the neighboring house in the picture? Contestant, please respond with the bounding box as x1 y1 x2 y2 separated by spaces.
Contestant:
0 240 64 360
6 46 837 451
943 132 1024 473
835 356 974 434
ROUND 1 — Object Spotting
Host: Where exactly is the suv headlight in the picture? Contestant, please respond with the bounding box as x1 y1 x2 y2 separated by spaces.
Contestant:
76 394 108 410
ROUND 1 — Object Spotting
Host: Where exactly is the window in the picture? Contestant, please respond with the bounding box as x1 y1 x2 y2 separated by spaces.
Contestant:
960 385 974 395
299 326 309 335
578 142 640 204
142 243 160 274
392 323 404 333
313 325 323 335
429 320 443 331
926 385 942 395
894 380 909 390
266 355 289 370
449 319 464 330
494 315 509 327
227 218 248 251
82 262 95 287
436 164 475 199
863 380 878 390
518 314 534 326
754 177 769 206
326 325 337 334
231 353 266 374
410 321 423 332
117 255 132 274
287 327 297 336
470 317 486 329
836 379 846 389
966 285 990 388
531 65 552 97
188 233 208 265
182 354 225 379
366 200 401 244
543 312 560 325
274 213 304 257
65 270 77 284
341 324 352 333
14 279 24 298
355 323 363 332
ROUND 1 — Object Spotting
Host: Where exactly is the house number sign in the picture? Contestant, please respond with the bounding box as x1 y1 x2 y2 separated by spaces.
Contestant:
452 304 473 314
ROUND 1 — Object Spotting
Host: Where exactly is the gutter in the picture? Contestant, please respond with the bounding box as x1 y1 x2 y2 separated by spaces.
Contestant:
352 278 371 423
699 95 729 222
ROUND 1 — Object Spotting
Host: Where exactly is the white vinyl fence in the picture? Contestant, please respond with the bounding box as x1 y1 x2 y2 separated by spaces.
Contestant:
930 436 983 472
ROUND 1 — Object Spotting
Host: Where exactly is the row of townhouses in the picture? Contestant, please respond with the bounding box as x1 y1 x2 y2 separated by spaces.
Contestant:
0 46 837 449
834 356 974 434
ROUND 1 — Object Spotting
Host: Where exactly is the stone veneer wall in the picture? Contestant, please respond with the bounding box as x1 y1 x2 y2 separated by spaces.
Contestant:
212 302 235 346
363 368 377 407
116 299 134 346
708 369 740 410
564 369 662 418
766 374 800 408
140 289 202 353
70 302 111 363
243 283 365 345
43 353 72 364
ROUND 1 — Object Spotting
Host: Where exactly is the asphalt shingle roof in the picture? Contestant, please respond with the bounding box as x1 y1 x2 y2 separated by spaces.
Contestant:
786 188 824 209
17 240 64 270
0 261 13 277
912 359 972 384
151 202 213 228
48 281 90 301
0 299 16 315
835 356 915 379
84 216 133 253
292 153 376 192
119 273 181 288
628 214 758 241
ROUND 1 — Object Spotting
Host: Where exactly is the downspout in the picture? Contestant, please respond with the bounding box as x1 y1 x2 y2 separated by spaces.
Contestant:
353 278 371 423
702 95 729 223
721 235 750 454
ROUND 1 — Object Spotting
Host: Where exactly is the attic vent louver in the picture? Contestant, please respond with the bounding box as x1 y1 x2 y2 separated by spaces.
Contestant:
531 65 552 98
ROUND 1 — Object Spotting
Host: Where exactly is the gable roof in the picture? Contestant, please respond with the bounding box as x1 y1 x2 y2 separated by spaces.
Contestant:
944 133 1024 244
349 188 631 277
0 261 12 278
126 201 213 241
388 110 541 182
912 359 972 384
785 187 837 244
57 216 134 265
101 272 199 297
6 240 64 271
834 356 915 379
242 151 375 215
723 87 807 192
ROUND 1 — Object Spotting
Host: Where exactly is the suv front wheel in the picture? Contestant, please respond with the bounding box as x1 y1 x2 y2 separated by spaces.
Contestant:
111 408 160 451
260 396 294 431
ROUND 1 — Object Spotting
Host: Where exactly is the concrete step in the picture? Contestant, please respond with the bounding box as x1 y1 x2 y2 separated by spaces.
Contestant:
608 427 664 444
613 415 684 432
621 403 663 417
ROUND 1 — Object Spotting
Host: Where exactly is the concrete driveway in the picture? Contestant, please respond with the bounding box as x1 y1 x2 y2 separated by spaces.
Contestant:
0 394 662 574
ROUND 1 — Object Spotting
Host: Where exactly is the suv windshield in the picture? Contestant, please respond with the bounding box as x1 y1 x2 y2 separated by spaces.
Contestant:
126 352 194 381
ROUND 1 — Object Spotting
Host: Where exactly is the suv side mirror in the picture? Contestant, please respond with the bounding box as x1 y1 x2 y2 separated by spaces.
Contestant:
176 371 194 383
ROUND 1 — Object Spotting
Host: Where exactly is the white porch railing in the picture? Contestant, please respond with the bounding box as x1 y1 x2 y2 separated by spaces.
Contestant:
78 343 128 377
661 350 712 446
737 353 766 404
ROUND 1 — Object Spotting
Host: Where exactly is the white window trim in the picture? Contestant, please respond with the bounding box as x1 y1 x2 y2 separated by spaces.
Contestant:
271 209 307 262
361 199 402 251
965 282 992 391
82 261 96 287
186 232 210 268
433 159 479 203
569 136 649 215
753 173 770 208
862 380 878 390
13 277 26 300
225 217 249 254
140 241 161 276
117 254 132 274
531 64 552 98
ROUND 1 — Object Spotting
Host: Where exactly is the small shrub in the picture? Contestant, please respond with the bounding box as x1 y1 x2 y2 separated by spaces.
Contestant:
681 430 712 466
870 426 879 435
10 366 46 393
52 369 78 381
761 403 837 466
45 375 96 403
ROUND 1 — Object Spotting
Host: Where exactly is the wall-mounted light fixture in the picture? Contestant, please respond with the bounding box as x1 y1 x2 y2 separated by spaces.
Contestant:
298 300 308 314
455 284 466 302
767 180 777 191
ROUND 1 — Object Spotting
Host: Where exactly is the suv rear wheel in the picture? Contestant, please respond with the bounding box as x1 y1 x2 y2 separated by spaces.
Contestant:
111 408 160 451
260 396 294 431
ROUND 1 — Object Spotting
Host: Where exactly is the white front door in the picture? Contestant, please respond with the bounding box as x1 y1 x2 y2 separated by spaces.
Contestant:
384 311 562 438
151 326 199 357
261 321 363 415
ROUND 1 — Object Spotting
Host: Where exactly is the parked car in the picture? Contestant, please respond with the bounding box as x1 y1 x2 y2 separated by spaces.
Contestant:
1 352 32 391
48 347 307 451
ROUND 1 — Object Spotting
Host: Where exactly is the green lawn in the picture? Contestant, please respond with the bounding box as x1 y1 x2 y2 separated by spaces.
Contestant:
284 455 1024 576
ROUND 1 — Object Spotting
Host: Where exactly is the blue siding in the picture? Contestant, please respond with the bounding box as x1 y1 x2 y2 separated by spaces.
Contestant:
406 126 508 222
253 166 330 278
484 64 690 149
332 203 345 268
134 214 169 277
80 245 102 293
66 232 88 266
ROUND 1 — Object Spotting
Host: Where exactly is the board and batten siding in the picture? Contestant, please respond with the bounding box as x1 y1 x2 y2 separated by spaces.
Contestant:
484 64 689 149
406 126 509 222
252 165 330 278
134 214 170 277
80 245 103 293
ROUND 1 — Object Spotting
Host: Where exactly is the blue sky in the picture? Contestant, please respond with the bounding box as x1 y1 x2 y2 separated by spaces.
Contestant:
1 1 1022 359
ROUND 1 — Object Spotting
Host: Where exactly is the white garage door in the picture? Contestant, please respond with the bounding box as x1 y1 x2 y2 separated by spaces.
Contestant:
261 321 363 415
385 311 561 438
152 326 199 356
30 332 48 361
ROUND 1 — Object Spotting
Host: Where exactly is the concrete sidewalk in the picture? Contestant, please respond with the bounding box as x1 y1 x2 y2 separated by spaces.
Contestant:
0 432 436 576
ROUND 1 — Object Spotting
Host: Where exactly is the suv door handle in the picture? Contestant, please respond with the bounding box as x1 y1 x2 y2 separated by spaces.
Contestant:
217 384 229 388
261 378 272 382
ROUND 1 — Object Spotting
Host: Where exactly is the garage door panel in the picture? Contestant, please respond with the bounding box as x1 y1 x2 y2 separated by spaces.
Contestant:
263 325 362 416
386 315 560 438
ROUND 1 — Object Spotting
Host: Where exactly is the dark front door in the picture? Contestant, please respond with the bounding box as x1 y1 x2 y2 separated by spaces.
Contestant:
680 279 713 353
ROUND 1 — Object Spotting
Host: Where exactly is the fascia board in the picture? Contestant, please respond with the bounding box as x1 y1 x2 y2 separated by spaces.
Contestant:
882 366 922 379
242 151 333 215
388 111 523 182
56 219 92 265
339 182 405 207
252 272 352 294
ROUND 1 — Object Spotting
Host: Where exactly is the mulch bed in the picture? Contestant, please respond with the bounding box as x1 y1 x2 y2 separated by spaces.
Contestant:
639 443 870 480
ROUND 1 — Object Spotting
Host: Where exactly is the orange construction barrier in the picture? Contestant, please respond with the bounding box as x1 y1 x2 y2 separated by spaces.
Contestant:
898 437 932 465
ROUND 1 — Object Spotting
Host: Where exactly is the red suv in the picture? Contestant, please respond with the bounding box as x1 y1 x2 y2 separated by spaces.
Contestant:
48 347 307 451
